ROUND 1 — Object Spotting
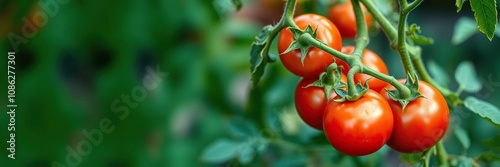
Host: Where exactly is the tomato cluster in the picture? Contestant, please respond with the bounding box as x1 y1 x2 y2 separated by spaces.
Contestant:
278 4 449 156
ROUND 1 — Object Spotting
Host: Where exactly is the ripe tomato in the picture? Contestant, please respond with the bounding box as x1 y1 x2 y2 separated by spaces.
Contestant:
278 14 342 78
328 1 372 38
380 80 449 153
339 46 388 92
323 90 393 156
295 74 347 130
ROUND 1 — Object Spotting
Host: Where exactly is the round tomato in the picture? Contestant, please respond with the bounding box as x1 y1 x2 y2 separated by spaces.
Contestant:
339 46 388 92
278 14 342 78
380 80 449 153
295 74 347 130
328 1 372 38
323 90 393 156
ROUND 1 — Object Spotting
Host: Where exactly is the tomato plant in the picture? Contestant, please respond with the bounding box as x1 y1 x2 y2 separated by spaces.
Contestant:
323 89 393 156
295 74 347 130
380 80 449 153
203 0 500 166
328 0 372 38
278 14 342 78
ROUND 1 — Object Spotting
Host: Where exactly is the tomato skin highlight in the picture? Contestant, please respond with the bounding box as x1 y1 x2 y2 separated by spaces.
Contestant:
278 14 343 78
295 75 347 130
339 46 389 92
380 80 450 153
323 90 393 156
328 1 372 38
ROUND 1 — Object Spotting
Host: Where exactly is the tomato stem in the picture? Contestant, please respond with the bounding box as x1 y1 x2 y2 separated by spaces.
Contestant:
411 52 454 97
422 147 434 167
347 65 361 99
396 0 417 76
351 0 369 57
359 0 397 42
436 141 449 166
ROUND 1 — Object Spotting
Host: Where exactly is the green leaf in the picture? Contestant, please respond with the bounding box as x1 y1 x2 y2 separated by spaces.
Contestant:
238 143 255 165
454 126 470 150
427 60 450 87
456 0 467 12
481 135 500 152
464 96 500 126
477 152 500 163
406 24 434 45
455 61 482 93
469 0 498 40
452 17 479 45
227 117 258 139
250 25 274 87
201 139 240 163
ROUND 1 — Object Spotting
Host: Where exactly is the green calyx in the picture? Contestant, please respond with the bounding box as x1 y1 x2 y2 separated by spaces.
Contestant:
281 25 318 66
385 73 424 110
336 80 370 102
306 63 346 101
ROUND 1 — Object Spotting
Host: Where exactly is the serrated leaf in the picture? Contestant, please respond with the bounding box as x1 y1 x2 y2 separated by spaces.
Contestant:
452 17 479 45
250 25 274 86
481 135 500 151
477 152 500 163
464 96 500 126
427 60 450 86
454 126 470 150
456 0 466 12
201 139 240 163
469 0 497 40
455 61 482 93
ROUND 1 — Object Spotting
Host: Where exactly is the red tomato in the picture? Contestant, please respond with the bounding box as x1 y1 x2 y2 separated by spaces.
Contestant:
380 80 449 153
339 46 388 92
323 90 393 156
278 14 343 78
328 1 372 38
295 74 347 130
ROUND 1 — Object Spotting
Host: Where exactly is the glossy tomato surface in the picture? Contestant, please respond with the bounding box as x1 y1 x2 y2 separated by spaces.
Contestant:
340 46 388 92
323 90 393 156
380 80 449 153
278 14 342 78
328 1 372 38
295 74 347 130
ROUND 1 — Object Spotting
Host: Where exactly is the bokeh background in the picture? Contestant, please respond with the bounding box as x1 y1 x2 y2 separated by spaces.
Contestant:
0 0 499 166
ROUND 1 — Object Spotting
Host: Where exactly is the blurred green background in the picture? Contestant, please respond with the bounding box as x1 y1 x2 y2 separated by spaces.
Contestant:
0 0 499 166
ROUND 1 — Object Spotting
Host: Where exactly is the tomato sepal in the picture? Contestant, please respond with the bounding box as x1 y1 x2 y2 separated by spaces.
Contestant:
385 73 424 110
281 25 318 66
307 63 346 101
